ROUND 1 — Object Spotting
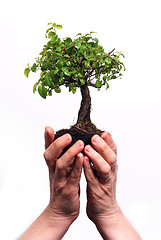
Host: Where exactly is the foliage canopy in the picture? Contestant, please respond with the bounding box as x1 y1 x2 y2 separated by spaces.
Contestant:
24 23 125 99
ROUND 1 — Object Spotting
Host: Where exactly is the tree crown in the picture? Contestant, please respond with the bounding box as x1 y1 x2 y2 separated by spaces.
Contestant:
24 22 125 98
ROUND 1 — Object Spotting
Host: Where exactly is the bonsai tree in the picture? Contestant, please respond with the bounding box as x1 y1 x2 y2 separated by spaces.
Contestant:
24 23 125 148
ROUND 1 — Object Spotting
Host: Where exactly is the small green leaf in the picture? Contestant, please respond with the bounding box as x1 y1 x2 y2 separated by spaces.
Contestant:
48 90 52 96
106 58 111 64
93 38 99 45
56 24 62 29
24 68 30 78
62 67 70 76
31 63 37 72
72 86 77 94
74 41 81 49
76 33 82 37
95 80 102 88
54 86 61 93
52 23 57 28
44 73 52 87
59 77 64 84
38 84 47 99
54 68 59 74
103 75 107 81
48 31 56 38
90 31 97 34
33 82 38 93
111 75 117 79
80 79 86 85
106 83 109 89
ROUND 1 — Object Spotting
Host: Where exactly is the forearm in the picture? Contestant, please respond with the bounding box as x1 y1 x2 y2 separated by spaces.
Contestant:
19 207 73 240
95 208 142 240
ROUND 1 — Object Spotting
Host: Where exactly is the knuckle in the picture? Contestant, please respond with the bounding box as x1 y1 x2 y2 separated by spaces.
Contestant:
113 146 117 155
110 152 117 165
66 148 73 159
99 166 111 180
43 150 48 161
56 160 63 170
103 166 111 178
70 170 77 179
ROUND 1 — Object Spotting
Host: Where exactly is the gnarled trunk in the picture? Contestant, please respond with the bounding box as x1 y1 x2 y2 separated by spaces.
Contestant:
77 84 91 124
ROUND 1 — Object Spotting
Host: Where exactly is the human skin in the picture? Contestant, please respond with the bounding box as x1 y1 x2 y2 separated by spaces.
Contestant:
19 127 141 240
19 127 84 240
83 132 142 240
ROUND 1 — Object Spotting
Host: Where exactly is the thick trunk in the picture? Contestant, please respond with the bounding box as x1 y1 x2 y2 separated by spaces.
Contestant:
77 84 91 124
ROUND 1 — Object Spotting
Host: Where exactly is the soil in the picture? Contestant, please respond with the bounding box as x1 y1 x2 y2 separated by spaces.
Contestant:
54 121 103 156
54 85 103 156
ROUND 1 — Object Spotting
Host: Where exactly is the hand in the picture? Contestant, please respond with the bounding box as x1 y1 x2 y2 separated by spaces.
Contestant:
83 132 119 225
19 127 84 240
44 126 84 224
83 132 142 240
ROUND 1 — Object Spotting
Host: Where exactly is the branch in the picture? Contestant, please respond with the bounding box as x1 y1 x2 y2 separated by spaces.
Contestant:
109 48 115 55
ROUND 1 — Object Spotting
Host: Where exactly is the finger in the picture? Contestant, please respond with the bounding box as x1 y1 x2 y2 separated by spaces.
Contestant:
84 145 111 182
55 140 84 180
44 134 72 165
44 126 55 150
83 155 98 186
91 134 117 169
68 152 83 186
101 132 117 155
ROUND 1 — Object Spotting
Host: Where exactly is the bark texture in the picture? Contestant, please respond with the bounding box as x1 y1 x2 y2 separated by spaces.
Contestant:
77 84 91 124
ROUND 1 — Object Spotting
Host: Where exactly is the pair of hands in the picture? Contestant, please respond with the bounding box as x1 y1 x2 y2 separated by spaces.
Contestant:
20 127 141 240
44 126 119 228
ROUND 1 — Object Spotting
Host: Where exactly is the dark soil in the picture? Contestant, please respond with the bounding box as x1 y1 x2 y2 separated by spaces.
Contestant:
54 121 103 156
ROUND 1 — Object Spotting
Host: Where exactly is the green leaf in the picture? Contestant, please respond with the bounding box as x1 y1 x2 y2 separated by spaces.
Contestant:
105 58 112 64
52 23 57 28
54 68 59 74
54 86 61 93
44 73 52 87
64 54 69 58
56 24 62 29
24 68 30 78
31 63 37 72
93 38 99 45
106 83 109 89
72 86 77 94
59 77 64 84
103 75 107 81
76 33 82 37
74 41 81 49
62 67 70 76
95 80 102 88
33 82 38 93
38 84 47 99
80 79 86 85
48 90 52 96
48 31 56 39
90 31 97 34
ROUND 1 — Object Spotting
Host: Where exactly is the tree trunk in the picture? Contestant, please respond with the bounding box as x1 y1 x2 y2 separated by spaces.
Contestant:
77 84 91 124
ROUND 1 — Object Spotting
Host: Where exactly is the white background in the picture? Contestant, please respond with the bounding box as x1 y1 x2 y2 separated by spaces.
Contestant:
0 0 161 239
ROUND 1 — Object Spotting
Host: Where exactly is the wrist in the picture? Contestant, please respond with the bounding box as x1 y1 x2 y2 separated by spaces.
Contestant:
19 206 74 240
45 204 76 228
93 206 141 240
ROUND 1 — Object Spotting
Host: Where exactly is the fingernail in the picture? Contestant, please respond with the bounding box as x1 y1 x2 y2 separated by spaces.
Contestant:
85 145 91 152
75 140 83 148
103 132 111 139
63 134 71 141
92 135 99 142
